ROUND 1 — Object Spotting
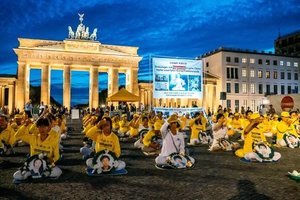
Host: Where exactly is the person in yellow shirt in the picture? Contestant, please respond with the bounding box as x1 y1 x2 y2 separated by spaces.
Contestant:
290 111 299 134
128 113 140 137
13 118 62 180
188 112 208 145
228 113 243 141
153 112 165 131
142 129 162 155
82 117 125 171
0 114 15 156
118 114 130 137
180 113 191 131
111 114 120 134
10 114 23 132
235 113 281 162
276 111 299 148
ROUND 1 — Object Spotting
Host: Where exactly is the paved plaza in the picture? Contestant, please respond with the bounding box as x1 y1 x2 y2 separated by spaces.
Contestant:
0 119 299 200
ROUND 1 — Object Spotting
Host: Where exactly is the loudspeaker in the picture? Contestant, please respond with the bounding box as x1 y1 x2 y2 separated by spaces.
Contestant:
220 92 226 100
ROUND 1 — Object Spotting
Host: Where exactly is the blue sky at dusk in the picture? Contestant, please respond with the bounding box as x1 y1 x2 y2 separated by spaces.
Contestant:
0 0 300 105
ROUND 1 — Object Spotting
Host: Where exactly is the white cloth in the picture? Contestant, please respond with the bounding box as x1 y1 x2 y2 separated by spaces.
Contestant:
159 122 185 157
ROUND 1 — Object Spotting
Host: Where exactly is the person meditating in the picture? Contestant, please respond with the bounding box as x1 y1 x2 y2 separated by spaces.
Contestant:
155 114 195 168
81 117 125 172
235 113 281 162
13 118 62 181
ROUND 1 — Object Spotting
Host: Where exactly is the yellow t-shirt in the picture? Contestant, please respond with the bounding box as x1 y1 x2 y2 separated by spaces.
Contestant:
119 120 129 133
143 130 155 147
0 125 15 146
154 118 164 131
242 124 267 155
86 126 121 158
276 121 298 140
15 126 60 164
189 119 204 140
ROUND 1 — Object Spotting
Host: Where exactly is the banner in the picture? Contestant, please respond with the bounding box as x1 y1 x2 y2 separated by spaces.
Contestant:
152 57 202 99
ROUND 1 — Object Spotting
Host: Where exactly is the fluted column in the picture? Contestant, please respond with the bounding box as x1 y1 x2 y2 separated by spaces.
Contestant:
63 65 71 110
0 86 2 107
41 65 51 105
8 86 14 115
108 68 119 97
89 66 99 110
15 62 29 110
126 68 139 96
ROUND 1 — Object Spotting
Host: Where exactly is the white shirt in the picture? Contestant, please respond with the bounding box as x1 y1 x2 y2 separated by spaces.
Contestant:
159 122 185 157
212 123 228 140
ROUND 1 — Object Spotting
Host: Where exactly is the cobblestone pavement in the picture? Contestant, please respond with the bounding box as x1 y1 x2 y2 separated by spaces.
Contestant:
0 119 299 200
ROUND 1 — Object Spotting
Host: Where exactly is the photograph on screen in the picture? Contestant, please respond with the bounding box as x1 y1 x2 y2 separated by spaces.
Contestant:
155 82 169 91
188 75 201 91
169 73 188 91
155 74 168 82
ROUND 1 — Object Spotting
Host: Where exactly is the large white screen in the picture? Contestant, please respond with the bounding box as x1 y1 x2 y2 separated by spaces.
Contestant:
153 57 202 99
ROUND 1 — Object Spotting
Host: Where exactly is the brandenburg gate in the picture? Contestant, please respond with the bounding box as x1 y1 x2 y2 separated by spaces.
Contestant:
13 14 142 110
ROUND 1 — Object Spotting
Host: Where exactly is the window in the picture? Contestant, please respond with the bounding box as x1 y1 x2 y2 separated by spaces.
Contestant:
235 100 239 111
259 84 263 94
258 70 263 78
234 57 239 63
287 72 291 80
250 70 255 77
235 68 239 79
227 68 230 79
288 86 291 94
273 60 277 66
226 83 231 93
250 58 255 64
287 62 291 67
266 60 270 65
258 59 262 64
294 62 298 67
234 83 239 93
274 85 278 94
227 67 238 79
226 57 231 62
250 83 255 94
242 69 247 77
273 71 278 79
206 62 209 67
281 72 285 79
294 86 299 93
226 100 231 109
281 85 285 94
295 73 298 80
231 68 234 78
242 83 247 93
266 71 270 79
280 61 284 66
242 58 247 63
266 84 270 95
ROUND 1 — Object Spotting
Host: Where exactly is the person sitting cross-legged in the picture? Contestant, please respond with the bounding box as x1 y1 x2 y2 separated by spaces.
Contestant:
13 118 62 181
155 114 195 168
81 117 125 171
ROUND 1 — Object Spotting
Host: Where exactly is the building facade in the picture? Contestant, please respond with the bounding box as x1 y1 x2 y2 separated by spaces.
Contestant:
200 47 300 112
275 30 300 56
139 72 221 112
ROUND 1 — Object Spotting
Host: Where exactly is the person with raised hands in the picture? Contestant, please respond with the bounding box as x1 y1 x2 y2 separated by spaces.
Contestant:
155 114 194 169
13 118 62 181
82 117 126 173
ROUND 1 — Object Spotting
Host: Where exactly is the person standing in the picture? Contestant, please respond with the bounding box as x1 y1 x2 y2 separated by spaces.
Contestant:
24 99 33 118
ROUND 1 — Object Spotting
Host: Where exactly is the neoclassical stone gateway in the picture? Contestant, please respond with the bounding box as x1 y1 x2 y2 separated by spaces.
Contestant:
13 15 142 110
